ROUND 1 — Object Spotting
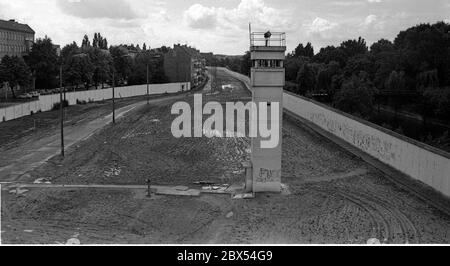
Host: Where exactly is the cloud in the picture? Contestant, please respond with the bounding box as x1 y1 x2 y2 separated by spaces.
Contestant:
1 0 448 55
57 0 138 20
303 17 344 48
331 1 365 7
183 0 292 32
183 4 218 29
308 17 339 33
363 14 377 26
180 0 294 53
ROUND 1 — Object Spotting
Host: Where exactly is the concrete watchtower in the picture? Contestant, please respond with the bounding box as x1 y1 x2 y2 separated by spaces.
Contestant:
250 31 286 193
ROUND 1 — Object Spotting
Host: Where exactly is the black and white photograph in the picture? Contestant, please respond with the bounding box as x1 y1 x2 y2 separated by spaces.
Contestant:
0 0 449 251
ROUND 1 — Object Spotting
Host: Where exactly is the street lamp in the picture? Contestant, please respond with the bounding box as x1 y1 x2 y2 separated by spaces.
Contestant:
111 54 132 124
112 70 115 124
146 63 149 105
59 53 88 157
59 64 64 157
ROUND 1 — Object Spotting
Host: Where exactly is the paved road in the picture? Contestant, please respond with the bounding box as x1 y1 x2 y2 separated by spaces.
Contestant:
0 95 186 182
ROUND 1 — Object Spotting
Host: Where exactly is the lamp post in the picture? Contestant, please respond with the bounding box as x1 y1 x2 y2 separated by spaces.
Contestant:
59 64 65 157
146 63 149 105
58 53 87 155
112 71 115 124
111 54 133 124
146 54 161 105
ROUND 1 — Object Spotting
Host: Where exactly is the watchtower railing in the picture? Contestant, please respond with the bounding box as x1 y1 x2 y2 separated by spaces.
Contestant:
250 32 286 47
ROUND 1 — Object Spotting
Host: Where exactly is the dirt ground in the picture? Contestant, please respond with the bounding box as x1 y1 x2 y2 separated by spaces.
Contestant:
1 69 449 244
0 95 171 151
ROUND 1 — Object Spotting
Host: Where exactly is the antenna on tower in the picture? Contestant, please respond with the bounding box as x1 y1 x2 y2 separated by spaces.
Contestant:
249 22 252 47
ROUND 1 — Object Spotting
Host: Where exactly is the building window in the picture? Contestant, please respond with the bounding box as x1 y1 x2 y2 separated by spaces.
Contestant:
252 59 283 68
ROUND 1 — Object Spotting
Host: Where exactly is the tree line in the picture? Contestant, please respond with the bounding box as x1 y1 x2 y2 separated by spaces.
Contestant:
0 33 169 97
216 21 449 151
285 22 450 125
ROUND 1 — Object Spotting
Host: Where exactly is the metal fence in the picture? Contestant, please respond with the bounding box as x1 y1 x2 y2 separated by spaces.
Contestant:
250 32 286 47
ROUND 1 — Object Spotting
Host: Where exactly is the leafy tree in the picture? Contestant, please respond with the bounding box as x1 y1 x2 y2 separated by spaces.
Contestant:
385 70 406 91
293 42 314 58
61 42 80 64
25 36 58 90
82 34 91 48
334 72 376 118
285 56 308 82
316 61 341 97
160 46 169 54
394 22 450 86
429 87 450 120
63 54 94 89
86 47 113 89
110 45 133 84
313 46 347 66
240 51 251 77
417 69 439 91
370 39 394 54
373 50 405 90
344 54 374 77
296 63 320 94
128 51 168 85
102 38 108 50
340 37 368 58
93 33 99 48
91 33 108 49
0 55 32 98
385 70 406 116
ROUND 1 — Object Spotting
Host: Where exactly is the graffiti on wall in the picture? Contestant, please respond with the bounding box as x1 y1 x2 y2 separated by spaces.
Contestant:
256 168 281 183
309 112 396 163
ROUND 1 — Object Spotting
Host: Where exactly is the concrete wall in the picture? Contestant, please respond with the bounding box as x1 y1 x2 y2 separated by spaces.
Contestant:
222 67 450 198
0 82 190 123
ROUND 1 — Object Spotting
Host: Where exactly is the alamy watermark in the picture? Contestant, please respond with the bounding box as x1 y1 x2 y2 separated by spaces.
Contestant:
171 94 280 149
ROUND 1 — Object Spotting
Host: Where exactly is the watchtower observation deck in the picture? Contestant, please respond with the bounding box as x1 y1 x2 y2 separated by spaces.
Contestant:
250 32 286 87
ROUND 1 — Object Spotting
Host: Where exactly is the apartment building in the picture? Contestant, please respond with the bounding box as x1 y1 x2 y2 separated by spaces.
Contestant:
164 44 206 88
0 19 35 59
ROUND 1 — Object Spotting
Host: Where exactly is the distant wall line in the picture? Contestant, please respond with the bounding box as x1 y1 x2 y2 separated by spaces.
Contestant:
0 82 190 124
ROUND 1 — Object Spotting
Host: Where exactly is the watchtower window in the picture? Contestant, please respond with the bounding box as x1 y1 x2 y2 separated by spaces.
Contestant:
252 59 283 68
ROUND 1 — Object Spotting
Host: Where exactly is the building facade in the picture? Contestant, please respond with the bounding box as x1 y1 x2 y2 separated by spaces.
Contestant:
0 19 35 59
164 44 206 88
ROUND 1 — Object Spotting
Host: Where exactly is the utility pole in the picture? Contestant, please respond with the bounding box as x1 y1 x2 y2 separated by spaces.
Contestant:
112 71 115 124
146 63 150 105
59 65 65 157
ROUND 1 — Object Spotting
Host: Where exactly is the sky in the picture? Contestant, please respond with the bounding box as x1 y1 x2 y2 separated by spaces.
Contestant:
0 0 448 55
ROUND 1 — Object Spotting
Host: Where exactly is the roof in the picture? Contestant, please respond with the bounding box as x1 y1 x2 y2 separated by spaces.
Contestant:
0 19 35 34
174 44 201 59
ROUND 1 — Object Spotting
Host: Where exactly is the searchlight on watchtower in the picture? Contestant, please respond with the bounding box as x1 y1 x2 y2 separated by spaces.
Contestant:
249 28 286 193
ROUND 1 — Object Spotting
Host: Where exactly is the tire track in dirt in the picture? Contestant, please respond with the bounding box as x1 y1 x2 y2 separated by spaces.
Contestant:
313 183 419 244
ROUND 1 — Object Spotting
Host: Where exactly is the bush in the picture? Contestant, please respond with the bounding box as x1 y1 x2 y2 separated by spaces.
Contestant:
76 99 87 105
52 100 69 110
